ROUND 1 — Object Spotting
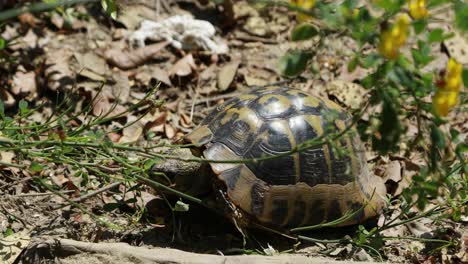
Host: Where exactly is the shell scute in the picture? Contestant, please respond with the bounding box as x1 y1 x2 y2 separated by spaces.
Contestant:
186 86 386 227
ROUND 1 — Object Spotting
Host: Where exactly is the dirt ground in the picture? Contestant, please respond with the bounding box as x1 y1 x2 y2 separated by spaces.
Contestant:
0 0 467 263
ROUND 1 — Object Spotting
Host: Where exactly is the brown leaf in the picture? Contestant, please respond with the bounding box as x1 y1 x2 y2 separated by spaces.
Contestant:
0 151 15 164
164 123 176 139
152 67 172 86
324 81 367 109
50 12 64 29
12 70 37 100
18 13 38 27
92 95 126 117
45 49 75 91
108 132 121 143
169 54 197 77
119 121 143 143
180 113 192 128
444 29 468 64
104 42 169 70
0 88 15 108
217 60 240 91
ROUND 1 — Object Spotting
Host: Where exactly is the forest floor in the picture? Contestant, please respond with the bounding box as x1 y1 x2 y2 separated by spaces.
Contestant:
0 0 466 263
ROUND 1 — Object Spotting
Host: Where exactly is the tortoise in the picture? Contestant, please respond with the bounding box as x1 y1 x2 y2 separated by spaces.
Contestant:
153 85 386 228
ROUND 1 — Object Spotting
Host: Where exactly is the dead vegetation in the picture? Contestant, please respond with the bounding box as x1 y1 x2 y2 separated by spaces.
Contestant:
0 0 466 263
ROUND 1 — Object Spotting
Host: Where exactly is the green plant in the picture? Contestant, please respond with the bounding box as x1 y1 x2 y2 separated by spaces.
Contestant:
271 0 467 256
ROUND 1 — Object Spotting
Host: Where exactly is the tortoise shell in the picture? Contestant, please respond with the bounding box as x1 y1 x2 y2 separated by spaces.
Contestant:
186 86 386 227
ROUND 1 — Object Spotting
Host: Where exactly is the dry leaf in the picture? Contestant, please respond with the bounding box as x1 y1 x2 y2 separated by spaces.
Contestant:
444 29 468 64
119 121 143 143
217 60 240 91
0 230 31 264
169 54 197 77
104 42 169 70
92 95 126 117
243 16 270 37
383 161 402 183
50 12 64 29
0 88 16 108
0 151 15 164
164 123 176 139
152 67 172 86
10 29 38 50
11 70 37 100
44 49 75 91
108 132 121 143
18 13 38 27
180 113 192 128
324 80 367 109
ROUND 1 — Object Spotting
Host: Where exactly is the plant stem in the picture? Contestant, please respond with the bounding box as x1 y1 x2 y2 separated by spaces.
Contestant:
0 0 99 22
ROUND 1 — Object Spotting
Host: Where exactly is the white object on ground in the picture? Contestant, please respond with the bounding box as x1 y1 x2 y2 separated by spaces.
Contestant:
129 14 228 54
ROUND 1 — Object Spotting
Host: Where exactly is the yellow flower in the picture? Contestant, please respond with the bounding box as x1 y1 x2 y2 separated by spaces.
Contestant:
290 0 316 22
409 0 429 20
378 14 411 59
432 90 459 117
432 59 463 116
443 58 463 92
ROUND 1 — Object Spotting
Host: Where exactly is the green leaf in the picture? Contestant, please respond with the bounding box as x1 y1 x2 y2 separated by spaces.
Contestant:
454 0 468 31
30 161 45 173
144 158 159 170
347 56 359 72
18 100 28 115
372 90 402 154
0 38 5 50
277 50 312 77
428 28 444 42
174 200 189 212
0 100 4 119
411 41 433 66
291 23 319 41
431 125 446 149
412 19 427 35
3 228 14 238
462 68 468 87
101 0 118 19
361 53 381 68
374 0 405 12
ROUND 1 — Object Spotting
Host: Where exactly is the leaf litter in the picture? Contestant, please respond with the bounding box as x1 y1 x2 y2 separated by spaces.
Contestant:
0 1 466 264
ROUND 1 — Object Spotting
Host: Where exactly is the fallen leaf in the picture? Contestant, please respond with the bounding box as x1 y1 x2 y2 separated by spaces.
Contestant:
444 29 468 64
0 151 15 164
217 60 240 91
119 121 143 143
108 132 121 143
0 230 31 264
78 68 107 82
11 70 37 100
111 72 131 103
324 80 367 109
117 4 159 30
243 16 270 37
164 123 176 139
152 67 172 86
382 161 402 196
0 88 16 108
9 29 38 50
104 41 169 70
180 112 192 128
74 51 108 78
169 54 197 77
18 13 38 27
44 48 75 91
50 12 64 29
244 75 268 86
92 95 127 117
